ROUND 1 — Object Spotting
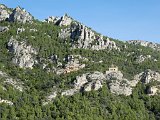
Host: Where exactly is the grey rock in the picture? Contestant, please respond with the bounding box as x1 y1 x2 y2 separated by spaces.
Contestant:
0 98 13 105
106 71 123 80
62 71 105 96
74 74 88 89
45 14 72 26
146 86 160 96
45 16 59 24
7 37 37 69
0 4 10 21
9 6 33 23
59 14 73 26
106 66 137 96
61 89 77 96
47 14 118 50
136 69 160 84
0 26 9 32
17 28 25 34
128 40 160 51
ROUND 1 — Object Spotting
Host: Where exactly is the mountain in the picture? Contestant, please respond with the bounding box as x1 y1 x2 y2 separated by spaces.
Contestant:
0 4 160 120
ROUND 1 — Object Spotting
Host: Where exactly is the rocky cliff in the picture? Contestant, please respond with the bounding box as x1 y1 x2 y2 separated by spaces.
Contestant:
7 37 37 69
0 4 33 23
45 14 118 50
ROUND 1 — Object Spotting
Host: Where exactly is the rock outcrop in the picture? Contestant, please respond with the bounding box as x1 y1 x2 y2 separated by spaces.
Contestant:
0 4 10 21
128 40 160 51
0 71 24 92
109 79 133 96
106 68 138 96
135 69 160 84
61 71 105 96
9 6 33 23
46 14 118 50
45 14 72 26
55 55 86 74
7 37 37 69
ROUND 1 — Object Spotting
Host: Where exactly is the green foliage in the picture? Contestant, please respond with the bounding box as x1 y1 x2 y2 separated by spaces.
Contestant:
0 19 160 120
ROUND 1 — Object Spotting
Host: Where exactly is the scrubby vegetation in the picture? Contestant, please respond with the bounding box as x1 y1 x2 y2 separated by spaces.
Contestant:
0 18 160 120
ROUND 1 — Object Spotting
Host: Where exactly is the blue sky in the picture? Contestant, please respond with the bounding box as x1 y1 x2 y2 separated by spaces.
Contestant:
1 0 160 43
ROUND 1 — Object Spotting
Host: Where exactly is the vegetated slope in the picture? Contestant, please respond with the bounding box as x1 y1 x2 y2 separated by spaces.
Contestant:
0 4 160 120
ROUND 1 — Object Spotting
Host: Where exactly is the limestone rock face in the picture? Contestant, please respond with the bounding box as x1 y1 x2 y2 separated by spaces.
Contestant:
7 37 37 69
0 4 10 21
59 23 118 50
9 7 33 23
105 69 138 96
128 40 160 51
59 14 73 26
136 69 160 84
46 14 118 50
109 79 133 96
62 71 105 96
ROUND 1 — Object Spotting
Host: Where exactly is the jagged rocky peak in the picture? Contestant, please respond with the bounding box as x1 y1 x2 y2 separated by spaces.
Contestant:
9 6 33 23
127 40 160 51
0 4 11 21
59 13 73 26
46 13 118 50
45 13 73 26
7 37 37 69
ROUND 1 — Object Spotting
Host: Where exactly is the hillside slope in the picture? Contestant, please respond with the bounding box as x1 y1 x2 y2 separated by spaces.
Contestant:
0 4 160 120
